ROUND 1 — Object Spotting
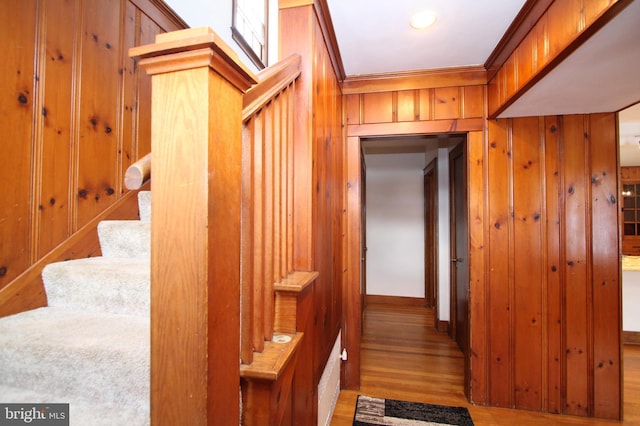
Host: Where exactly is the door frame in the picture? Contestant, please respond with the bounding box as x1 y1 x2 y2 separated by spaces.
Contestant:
449 140 470 395
343 125 482 393
423 159 438 312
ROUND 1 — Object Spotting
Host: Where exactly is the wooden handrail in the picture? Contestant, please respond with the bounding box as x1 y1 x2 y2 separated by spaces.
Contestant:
124 153 151 190
122 55 301 192
242 54 301 121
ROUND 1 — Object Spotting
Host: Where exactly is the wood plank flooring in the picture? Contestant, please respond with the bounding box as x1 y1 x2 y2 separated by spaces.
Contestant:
330 302 640 425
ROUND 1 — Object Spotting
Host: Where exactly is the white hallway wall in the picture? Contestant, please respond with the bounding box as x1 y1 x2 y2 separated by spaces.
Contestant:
365 149 451 321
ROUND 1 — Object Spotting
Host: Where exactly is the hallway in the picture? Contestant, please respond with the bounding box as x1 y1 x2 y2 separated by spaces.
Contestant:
331 302 640 425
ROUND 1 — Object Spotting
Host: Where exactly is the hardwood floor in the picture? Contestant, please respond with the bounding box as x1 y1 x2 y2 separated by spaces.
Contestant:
330 302 640 425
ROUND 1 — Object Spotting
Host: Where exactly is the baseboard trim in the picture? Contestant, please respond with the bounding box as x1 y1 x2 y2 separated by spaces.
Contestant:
624 331 640 345
435 320 449 333
365 295 425 306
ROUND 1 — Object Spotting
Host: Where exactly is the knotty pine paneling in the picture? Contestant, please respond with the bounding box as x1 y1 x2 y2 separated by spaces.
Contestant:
279 3 344 422
482 113 620 418
563 115 590 417
363 92 393 123
589 113 621 419
544 116 563 415
487 0 625 117
0 1 37 283
311 16 344 377
621 166 640 181
512 117 544 411
348 86 485 125
433 87 460 120
76 0 121 227
0 0 183 294
397 90 416 122
486 119 512 408
38 0 75 259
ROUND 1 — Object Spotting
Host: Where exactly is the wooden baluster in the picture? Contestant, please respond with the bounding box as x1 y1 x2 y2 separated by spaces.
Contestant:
252 110 266 353
263 101 275 341
241 118 256 364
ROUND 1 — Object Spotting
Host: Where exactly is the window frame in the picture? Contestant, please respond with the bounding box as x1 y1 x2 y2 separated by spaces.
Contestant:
232 0 268 69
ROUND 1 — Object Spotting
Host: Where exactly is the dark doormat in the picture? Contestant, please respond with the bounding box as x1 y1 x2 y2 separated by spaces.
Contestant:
353 395 474 425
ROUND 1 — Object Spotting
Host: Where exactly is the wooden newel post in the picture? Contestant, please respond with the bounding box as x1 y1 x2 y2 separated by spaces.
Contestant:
130 28 257 425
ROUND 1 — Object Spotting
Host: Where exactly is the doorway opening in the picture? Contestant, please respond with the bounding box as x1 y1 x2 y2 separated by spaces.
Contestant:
359 133 469 386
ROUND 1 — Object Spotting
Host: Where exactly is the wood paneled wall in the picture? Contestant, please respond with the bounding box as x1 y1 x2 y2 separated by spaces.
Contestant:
0 0 184 297
346 85 485 125
342 67 621 418
487 0 628 117
343 73 486 391
472 114 621 418
279 0 344 418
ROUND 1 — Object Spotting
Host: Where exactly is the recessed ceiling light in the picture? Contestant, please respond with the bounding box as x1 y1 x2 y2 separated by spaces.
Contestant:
410 10 437 29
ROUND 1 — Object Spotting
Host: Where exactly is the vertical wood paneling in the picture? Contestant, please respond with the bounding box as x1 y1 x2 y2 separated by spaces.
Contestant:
504 55 517 102
418 89 432 121
0 1 37 287
589 113 621 419
487 0 625 117
37 0 76 258
562 115 591 417
120 1 139 195
0 0 182 309
135 12 160 157
433 87 460 120
468 129 487 404
544 116 563 414
462 86 484 119
397 90 416 122
484 113 620 418
487 119 512 407
363 92 392 123
345 93 360 125
535 15 550 73
512 117 543 411
515 33 536 89
546 0 582 60
76 0 121 226
584 0 618 27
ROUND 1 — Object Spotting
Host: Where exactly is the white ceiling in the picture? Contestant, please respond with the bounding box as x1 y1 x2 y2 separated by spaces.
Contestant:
325 0 526 76
325 0 640 162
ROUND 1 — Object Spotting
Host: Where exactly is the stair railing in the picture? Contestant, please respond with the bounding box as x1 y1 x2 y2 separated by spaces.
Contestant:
130 27 306 425
240 53 301 364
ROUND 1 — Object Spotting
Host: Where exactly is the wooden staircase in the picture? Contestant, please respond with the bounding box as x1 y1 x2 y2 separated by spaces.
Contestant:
130 27 316 425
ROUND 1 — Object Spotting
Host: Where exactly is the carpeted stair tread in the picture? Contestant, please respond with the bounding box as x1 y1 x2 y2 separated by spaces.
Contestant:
98 220 150 259
0 384 149 426
0 307 149 414
43 257 149 316
138 191 151 222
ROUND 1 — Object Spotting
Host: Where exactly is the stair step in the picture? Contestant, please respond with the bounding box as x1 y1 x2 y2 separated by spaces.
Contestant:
43 257 150 316
0 308 149 415
0 384 149 426
98 220 150 259
138 191 151 222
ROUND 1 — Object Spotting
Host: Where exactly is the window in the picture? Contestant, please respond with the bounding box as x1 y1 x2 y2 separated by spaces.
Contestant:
232 0 267 69
623 183 640 236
